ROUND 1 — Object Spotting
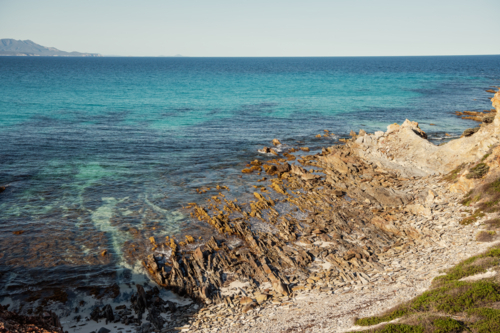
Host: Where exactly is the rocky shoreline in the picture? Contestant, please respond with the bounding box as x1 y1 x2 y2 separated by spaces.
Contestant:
4 88 500 333
123 88 500 332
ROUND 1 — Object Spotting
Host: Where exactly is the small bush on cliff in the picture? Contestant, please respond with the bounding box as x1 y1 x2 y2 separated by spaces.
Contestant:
466 163 490 179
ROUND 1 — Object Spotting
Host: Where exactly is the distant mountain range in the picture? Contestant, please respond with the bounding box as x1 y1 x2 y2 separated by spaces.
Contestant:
0 39 102 57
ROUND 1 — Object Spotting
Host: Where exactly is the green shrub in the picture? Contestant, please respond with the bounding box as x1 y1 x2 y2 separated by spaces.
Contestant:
375 324 424 333
433 317 465 333
468 308 500 333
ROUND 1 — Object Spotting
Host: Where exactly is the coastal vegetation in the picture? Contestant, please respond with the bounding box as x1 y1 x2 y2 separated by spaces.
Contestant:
353 245 500 333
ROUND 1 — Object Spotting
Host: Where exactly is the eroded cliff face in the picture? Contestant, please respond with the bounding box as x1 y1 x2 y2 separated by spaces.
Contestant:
352 89 500 182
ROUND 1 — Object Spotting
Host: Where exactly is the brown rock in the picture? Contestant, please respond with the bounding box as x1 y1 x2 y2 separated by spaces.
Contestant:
272 138 282 146
362 186 412 207
333 190 345 197
193 247 204 265
300 147 310 152
264 164 278 175
276 163 291 174
242 303 256 313
0 186 5 193
272 279 289 296
291 164 306 176
371 216 401 236
239 296 254 305
301 173 321 181
322 154 349 174
255 294 268 304
300 238 313 245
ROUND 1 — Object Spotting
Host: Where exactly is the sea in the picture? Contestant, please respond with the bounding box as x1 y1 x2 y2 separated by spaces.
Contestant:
0 56 499 315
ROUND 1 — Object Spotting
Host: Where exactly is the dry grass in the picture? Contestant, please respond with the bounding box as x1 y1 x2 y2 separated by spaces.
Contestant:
476 231 497 242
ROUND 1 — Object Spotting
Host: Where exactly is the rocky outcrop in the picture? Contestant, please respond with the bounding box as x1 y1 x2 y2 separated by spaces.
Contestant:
353 89 500 177
0 304 62 333
142 141 436 310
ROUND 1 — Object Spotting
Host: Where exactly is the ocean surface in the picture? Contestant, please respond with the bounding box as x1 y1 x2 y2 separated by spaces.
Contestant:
1 56 499 305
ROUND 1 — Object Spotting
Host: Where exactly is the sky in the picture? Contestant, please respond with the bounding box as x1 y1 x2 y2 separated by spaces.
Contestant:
1 0 499 57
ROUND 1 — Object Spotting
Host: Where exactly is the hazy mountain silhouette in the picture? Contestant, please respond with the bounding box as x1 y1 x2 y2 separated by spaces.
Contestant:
0 39 102 57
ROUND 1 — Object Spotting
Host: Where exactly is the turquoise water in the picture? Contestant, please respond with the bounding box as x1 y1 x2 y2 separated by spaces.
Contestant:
0 56 499 295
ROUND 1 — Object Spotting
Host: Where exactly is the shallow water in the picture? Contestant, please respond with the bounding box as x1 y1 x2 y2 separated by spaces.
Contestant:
0 56 499 300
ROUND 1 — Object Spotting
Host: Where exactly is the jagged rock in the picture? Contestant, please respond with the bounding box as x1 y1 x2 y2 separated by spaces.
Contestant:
401 119 427 139
272 279 289 296
272 138 281 146
103 304 114 324
291 164 307 176
322 154 349 174
371 216 402 236
136 285 148 313
276 162 291 174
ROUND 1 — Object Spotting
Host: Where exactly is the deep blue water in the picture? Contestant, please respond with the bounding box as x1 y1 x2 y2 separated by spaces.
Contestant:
0 56 499 295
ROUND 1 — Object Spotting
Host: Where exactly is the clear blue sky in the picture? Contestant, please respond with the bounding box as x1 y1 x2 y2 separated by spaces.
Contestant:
1 0 499 56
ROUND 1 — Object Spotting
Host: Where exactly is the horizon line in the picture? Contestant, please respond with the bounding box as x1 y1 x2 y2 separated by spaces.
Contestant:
101 54 500 57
